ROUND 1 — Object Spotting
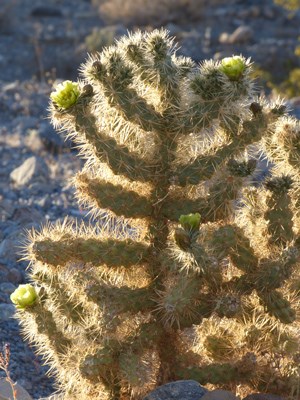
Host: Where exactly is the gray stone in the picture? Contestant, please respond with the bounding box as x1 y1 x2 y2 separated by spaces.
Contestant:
143 380 208 400
0 378 33 400
0 304 15 321
10 156 49 187
0 239 16 260
220 26 254 44
0 282 16 295
0 197 16 221
38 395 64 400
7 267 23 284
24 129 45 153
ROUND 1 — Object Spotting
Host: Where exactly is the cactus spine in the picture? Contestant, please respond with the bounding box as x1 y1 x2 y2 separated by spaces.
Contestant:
13 30 300 399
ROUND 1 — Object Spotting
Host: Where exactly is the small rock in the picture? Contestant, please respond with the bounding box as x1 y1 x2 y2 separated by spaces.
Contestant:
0 282 16 295
220 26 254 44
0 263 9 275
30 7 63 17
143 380 208 400
0 239 15 260
25 129 44 153
0 378 33 400
0 304 15 321
10 156 49 186
202 390 240 400
0 197 15 221
243 394 284 400
7 267 23 284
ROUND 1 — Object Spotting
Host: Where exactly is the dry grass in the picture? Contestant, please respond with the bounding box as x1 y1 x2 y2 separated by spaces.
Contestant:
0 343 17 400
92 0 234 26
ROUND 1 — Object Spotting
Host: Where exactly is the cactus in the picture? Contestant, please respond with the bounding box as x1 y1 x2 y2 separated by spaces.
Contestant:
12 30 300 399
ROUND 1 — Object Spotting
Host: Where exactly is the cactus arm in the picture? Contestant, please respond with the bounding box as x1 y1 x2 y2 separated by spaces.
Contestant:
22 302 71 355
204 159 257 221
74 106 156 182
254 248 298 291
175 106 271 186
86 283 156 314
145 32 181 108
90 56 163 133
211 225 259 273
79 343 120 384
258 290 296 324
180 101 227 135
31 236 148 268
74 172 152 218
81 322 161 395
32 272 84 323
118 346 160 396
263 115 300 173
126 32 195 111
264 176 294 246
153 276 214 329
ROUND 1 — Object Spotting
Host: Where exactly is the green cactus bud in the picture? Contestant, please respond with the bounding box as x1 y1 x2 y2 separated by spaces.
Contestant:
50 80 80 109
220 56 246 81
179 213 201 232
10 284 37 309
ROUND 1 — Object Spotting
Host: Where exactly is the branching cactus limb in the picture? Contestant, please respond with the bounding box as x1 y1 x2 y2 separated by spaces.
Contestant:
10 29 300 399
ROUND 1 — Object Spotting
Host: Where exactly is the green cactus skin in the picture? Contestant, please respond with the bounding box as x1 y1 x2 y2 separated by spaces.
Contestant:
13 30 300 399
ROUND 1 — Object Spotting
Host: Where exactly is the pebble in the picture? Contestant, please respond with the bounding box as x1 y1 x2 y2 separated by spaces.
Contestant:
0 282 16 295
0 378 33 400
0 239 16 260
0 197 15 220
10 156 49 187
219 25 254 44
0 304 15 321
7 267 24 284
143 380 208 400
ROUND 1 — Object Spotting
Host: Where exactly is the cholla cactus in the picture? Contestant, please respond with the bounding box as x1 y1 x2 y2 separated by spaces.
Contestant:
14 30 300 399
